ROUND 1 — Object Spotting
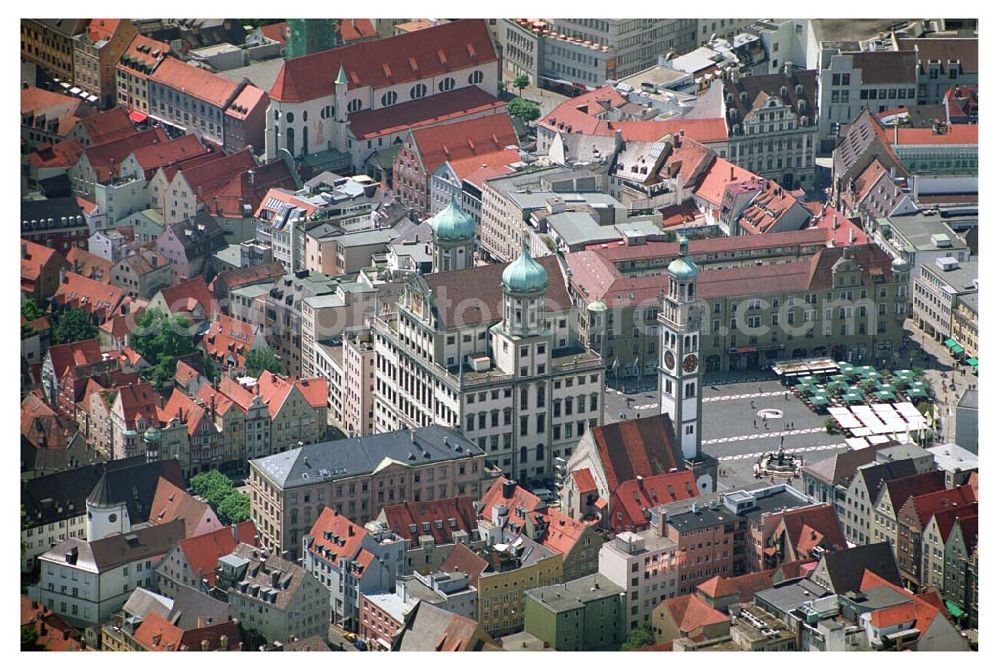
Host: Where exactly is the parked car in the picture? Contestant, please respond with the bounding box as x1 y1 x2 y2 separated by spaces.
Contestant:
354 639 368 651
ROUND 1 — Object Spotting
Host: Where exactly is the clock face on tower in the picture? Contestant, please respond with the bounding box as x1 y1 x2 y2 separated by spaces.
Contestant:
683 353 699 373
663 351 675 370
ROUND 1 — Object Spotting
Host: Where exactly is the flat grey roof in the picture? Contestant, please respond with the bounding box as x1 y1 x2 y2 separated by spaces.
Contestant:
525 574 623 613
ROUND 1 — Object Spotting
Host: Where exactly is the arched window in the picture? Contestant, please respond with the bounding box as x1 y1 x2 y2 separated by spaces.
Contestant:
286 111 294 123
468 70 484 85
348 98 363 113
409 83 428 99
380 91 398 106
285 126 295 155
438 77 456 92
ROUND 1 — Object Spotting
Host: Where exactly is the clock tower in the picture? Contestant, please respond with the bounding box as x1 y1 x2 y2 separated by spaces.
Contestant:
658 236 717 492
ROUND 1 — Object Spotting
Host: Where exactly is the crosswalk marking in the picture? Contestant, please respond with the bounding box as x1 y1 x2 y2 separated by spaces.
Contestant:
703 426 825 445
703 390 787 403
716 443 848 461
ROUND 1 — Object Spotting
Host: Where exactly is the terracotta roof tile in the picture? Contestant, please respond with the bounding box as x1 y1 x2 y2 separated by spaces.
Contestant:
129 134 210 178
660 594 729 634
884 124 978 146
439 543 488 589
199 314 257 371
479 479 588 557
697 569 777 601
54 272 128 321
156 276 218 319
571 468 598 493
271 19 497 103
26 139 85 169
149 477 221 536
693 157 757 208
21 86 91 137
408 113 518 177
307 507 366 564
84 127 169 182
19 597 88 651
134 611 239 651
118 34 171 78
591 414 685 492
349 87 505 140
75 106 137 144
150 57 241 108
224 85 268 120
175 521 256 587
66 247 113 282
381 497 477 547
611 471 698 531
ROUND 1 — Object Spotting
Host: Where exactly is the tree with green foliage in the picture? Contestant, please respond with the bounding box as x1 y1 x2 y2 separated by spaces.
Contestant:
217 490 251 525
664 230 678 243
50 307 97 345
21 625 42 651
132 308 197 386
22 298 45 322
512 74 530 97
507 97 541 123
191 470 251 524
191 470 234 507
824 417 838 434
245 346 282 377
620 624 655 650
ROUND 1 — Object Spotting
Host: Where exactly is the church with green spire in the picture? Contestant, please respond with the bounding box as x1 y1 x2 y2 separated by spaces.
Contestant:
285 19 339 59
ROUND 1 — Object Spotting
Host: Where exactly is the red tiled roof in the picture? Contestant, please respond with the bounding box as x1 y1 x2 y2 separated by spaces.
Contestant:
129 134 210 178
84 127 169 182
307 506 367 564
381 497 477 548
350 86 505 140
76 196 98 214
340 19 377 42
26 139 85 169
590 414 685 492
254 371 327 417
156 276 217 319
216 376 257 411
175 521 256 587
21 240 60 285
66 247 113 282
271 19 497 103
46 338 105 379
807 202 870 248
660 594 729 634
115 381 159 430
408 113 518 177
693 157 758 207
773 504 847 556
21 86 90 136
253 188 318 219
21 392 76 451
906 485 977 528
118 34 171 78
260 22 287 45
736 179 808 235
75 106 137 144
697 569 777 601
19 597 88 651
479 478 588 557
149 477 220 536
884 124 978 146
439 543 489 589
884 470 946 513
199 314 257 371
571 468 598 493
150 57 241 108
225 84 267 120
611 471 698 531
160 389 211 437
134 611 239 651
54 272 128 321
448 148 521 188
85 19 121 43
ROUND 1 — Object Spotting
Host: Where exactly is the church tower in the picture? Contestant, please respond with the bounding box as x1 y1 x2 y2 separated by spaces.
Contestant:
85 468 131 541
285 19 338 60
428 198 476 272
658 236 717 492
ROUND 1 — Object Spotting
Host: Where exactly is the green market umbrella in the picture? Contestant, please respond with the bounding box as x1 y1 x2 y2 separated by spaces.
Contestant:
907 389 928 400
874 390 896 401
811 396 831 407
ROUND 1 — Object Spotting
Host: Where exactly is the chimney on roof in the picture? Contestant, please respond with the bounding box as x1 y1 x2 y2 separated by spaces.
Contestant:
232 523 239 544
637 475 644 490
729 165 735 181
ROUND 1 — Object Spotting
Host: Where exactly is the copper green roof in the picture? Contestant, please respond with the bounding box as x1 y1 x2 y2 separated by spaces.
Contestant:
502 239 548 293
429 198 476 242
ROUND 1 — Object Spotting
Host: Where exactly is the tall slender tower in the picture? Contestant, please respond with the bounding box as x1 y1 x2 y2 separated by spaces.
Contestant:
85 468 131 541
658 236 717 492
285 19 338 60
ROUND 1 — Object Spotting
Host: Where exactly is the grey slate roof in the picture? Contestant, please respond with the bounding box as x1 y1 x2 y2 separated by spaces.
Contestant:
251 425 484 490
22 458 184 529
41 519 185 572
816 542 901 594
858 458 917 503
